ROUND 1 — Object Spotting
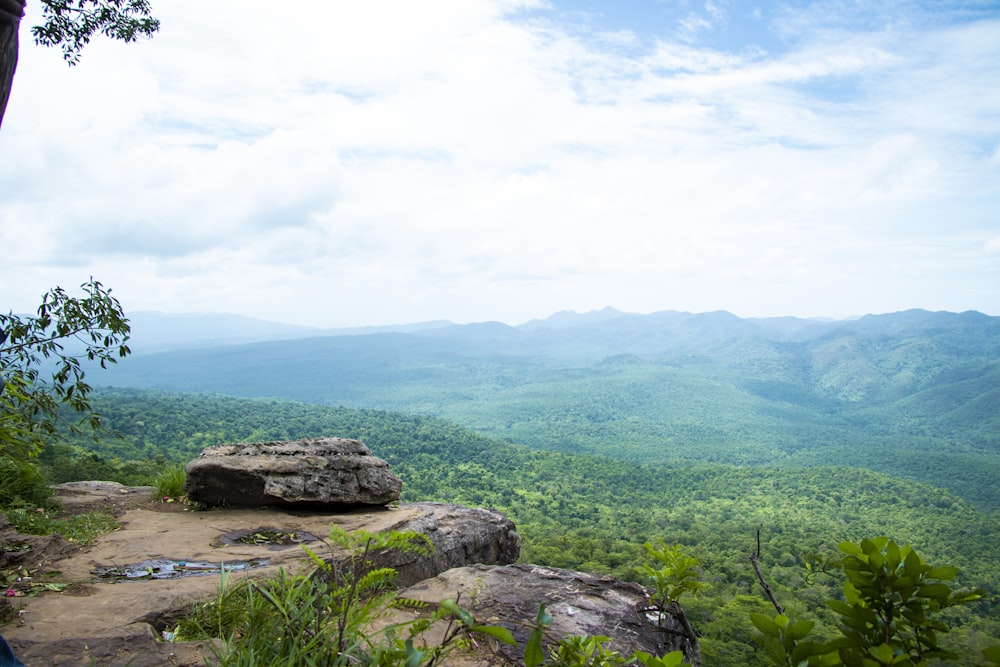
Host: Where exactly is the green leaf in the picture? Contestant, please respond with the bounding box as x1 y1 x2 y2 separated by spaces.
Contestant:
535 603 552 627
885 541 901 570
749 613 781 638
838 541 863 556
634 650 686 667
786 619 815 641
470 624 516 645
439 598 475 627
919 583 952 600
872 642 895 664
404 639 425 667
525 627 545 667
981 645 1000 664
925 565 958 581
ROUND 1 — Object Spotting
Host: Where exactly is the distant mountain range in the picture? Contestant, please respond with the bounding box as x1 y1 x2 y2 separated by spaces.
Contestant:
125 311 453 352
95 308 1000 508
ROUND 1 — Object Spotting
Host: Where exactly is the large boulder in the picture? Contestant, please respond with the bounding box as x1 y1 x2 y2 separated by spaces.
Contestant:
184 437 402 508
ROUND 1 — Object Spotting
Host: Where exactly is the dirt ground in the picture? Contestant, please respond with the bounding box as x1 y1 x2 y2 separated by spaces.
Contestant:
0 482 424 666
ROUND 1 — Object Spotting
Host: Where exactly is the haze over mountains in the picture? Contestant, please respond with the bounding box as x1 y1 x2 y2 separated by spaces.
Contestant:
99 307 1000 509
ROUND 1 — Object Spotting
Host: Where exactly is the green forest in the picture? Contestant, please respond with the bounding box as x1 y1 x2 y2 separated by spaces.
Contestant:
93 309 1000 512
43 388 1000 666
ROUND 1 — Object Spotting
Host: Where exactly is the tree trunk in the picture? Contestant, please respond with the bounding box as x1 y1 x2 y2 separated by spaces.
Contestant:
0 0 26 131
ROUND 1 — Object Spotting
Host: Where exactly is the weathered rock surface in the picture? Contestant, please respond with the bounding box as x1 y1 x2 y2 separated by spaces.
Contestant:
368 503 522 587
184 437 402 508
393 564 699 666
2 489 519 666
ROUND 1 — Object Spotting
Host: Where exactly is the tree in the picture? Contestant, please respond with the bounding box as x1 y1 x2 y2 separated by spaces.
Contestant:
0 0 159 129
0 278 130 502
0 0 25 127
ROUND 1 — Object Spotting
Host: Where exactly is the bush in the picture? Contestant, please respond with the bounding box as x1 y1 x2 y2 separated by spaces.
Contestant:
0 458 51 508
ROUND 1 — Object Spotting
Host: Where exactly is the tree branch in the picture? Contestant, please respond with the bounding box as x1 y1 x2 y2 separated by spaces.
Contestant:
749 528 784 615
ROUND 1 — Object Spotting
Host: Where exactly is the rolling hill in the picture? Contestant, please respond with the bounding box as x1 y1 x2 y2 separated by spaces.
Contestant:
93 308 1000 508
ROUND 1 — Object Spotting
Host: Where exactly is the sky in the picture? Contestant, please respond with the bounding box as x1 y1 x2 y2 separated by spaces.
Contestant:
1 0 999 328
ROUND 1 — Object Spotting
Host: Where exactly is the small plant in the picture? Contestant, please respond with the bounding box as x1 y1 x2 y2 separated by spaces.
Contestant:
641 541 702 665
547 635 628 667
4 504 57 535
643 541 704 613
0 457 52 509
55 511 119 544
525 603 691 667
153 463 186 500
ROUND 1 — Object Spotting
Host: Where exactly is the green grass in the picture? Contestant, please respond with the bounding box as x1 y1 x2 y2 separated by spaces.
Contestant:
4 505 118 545
153 463 187 499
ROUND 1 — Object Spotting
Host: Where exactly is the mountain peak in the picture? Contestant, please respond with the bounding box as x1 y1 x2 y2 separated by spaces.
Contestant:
519 306 629 330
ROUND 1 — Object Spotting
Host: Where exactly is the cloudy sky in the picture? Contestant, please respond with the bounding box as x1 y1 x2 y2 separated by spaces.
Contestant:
1 0 998 328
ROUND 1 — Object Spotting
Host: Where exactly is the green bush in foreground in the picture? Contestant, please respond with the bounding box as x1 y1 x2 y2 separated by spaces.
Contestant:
751 537 1000 666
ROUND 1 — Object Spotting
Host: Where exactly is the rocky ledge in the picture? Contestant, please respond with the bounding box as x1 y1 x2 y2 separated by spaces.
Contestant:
2 492 698 666
1 438 699 666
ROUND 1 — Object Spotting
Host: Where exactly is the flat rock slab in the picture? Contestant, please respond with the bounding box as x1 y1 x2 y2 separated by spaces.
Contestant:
185 437 403 508
2 491 519 667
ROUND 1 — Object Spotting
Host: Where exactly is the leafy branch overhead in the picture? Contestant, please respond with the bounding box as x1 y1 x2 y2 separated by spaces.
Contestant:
31 0 159 64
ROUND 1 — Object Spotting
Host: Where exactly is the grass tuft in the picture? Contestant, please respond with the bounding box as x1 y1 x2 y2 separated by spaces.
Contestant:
153 463 187 500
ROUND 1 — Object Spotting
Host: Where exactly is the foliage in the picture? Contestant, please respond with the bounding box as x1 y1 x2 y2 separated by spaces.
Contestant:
0 456 51 507
153 463 186 500
1 279 130 511
750 537 989 666
750 612 831 667
547 635 629 667
179 524 503 666
31 0 159 65
0 278 130 467
829 538 983 665
177 524 691 667
643 541 704 612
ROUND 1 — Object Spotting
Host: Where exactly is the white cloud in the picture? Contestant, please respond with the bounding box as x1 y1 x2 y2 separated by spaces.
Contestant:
0 0 998 326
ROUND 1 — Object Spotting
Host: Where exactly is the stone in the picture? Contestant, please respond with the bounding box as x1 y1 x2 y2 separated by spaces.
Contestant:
365 502 521 586
184 437 402 508
394 563 701 666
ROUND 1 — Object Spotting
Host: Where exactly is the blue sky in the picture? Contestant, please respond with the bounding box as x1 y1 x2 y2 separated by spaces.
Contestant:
1 0 998 328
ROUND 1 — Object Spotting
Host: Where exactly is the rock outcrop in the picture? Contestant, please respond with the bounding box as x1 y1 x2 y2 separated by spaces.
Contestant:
1 492 522 667
396 563 699 666
373 503 522 587
2 482 696 666
184 437 402 508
